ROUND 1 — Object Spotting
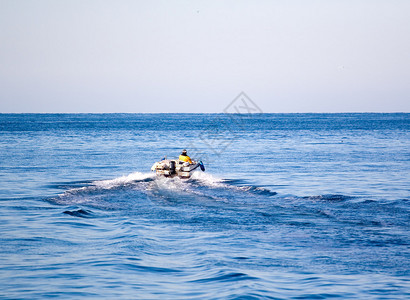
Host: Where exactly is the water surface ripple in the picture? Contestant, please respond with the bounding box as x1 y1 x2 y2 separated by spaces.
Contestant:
0 113 409 299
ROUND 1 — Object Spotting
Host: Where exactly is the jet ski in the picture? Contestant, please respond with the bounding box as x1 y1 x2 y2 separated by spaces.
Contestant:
151 158 205 179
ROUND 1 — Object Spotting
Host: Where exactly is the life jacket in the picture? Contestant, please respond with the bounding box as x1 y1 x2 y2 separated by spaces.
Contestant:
179 154 192 164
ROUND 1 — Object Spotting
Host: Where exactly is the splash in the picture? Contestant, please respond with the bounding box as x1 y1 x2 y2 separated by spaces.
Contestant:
55 172 154 196
51 170 278 209
189 172 226 188
92 172 155 189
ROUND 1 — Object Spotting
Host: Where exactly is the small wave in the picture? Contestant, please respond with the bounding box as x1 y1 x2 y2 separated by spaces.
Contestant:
303 194 354 202
63 209 94 218
238 185 277 196
44 181 93 190
190 271 257 283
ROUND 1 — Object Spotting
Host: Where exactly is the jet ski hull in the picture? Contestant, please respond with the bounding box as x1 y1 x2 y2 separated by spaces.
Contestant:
151 159 204 179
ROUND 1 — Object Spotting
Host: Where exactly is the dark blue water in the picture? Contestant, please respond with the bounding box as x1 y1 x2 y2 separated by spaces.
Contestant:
1 113 409 299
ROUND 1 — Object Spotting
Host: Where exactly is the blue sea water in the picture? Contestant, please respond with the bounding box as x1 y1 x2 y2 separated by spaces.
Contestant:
0 113 409 299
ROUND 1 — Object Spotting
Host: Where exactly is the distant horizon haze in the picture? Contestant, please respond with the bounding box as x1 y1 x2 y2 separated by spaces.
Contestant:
1 1 409 113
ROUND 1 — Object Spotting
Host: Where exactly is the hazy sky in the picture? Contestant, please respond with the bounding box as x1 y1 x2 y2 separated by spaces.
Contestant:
1 0 409 113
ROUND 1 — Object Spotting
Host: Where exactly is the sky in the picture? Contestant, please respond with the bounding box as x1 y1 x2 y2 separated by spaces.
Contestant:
0 0 409 113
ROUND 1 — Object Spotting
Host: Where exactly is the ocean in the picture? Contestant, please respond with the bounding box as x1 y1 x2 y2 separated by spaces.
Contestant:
0 113 409 299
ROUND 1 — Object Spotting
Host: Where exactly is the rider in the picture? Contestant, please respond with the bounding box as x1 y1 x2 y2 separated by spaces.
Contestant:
179 149 192 164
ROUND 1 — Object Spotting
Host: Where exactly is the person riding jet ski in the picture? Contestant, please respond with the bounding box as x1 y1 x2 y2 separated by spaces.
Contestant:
151 149 205 178
179 149 192 164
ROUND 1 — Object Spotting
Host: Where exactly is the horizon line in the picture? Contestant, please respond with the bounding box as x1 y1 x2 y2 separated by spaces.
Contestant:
1 112 409 114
